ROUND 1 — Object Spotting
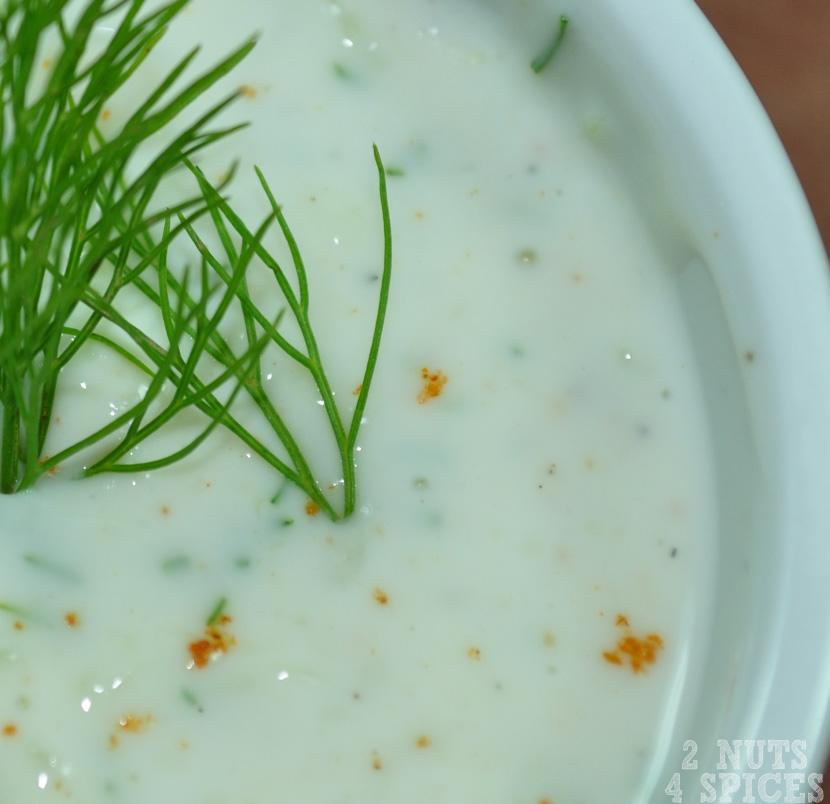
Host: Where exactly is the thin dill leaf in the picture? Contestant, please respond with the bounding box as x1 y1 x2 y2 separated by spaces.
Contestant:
190 164 353 510
120 37 256 143
185 162 303 317
98 340 265 474
62 327 155 377
116 42 203 139
177 213 306 365
250 171 353 511
32 288 200 480
345 145 393 516
111 277 200 448
255 166 309 312
125 226 323 502
157 216 179 353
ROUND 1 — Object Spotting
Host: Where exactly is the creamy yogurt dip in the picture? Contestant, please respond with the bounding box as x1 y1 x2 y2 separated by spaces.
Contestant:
0 1 714 801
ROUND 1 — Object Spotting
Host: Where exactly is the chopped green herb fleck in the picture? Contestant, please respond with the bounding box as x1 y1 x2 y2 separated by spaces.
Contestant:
161 555 192 574
531 15 569 74
270 480 290 506
23 553 81 583
280 517 295 528
509 344 527 358
234 556 252 570
413 477 430 490
206 597 228 627
386 166 406 178
181 688 205 713
333 62 356 81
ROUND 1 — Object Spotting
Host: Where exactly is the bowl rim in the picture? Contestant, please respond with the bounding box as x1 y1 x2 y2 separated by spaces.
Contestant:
580 0 830 788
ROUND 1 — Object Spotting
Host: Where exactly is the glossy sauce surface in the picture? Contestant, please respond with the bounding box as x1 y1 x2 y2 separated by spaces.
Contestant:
0 2 714 801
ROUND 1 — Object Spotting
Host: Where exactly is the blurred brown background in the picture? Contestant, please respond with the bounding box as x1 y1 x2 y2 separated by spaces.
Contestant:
696 0 830 254
696 0 830 780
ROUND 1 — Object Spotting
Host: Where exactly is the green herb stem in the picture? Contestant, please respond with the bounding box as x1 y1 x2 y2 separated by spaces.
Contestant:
531 14 569 74
206 597 228 627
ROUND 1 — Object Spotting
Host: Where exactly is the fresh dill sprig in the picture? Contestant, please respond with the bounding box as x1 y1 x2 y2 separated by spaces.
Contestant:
0 0 255 492
531 14 569 74
148 149 392 520
0 0 394 520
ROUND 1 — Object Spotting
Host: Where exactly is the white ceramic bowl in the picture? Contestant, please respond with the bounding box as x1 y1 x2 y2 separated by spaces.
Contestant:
556 0 830 793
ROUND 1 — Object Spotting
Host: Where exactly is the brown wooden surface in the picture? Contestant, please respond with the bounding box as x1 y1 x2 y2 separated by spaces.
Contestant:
696 0 830 253
696 0 830 781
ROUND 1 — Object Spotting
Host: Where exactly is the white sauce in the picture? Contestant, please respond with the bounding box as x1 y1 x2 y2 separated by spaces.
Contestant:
0 1 715 801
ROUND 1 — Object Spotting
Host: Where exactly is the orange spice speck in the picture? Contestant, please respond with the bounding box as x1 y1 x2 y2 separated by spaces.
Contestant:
3 723 18 737
305 501 320 517
353 383 363 396
64 612 79 628
13 621 23 631
467 646 481 661
240 84 258 98
188 614 236 670
373 587 389 606
118 713 154 733
101 108 111 121
371 753 383 771
188 639 213 669
415 735 432 749
417 367 448 404
602 614 664 673
543 630 556 648
161 505 172 516
42 58 52 69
